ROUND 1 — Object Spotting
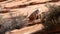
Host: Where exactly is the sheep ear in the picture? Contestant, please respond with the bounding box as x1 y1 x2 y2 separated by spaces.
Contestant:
28 9 39 21
45 4 53 8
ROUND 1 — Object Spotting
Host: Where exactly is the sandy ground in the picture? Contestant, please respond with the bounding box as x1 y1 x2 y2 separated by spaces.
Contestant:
5 24 44 34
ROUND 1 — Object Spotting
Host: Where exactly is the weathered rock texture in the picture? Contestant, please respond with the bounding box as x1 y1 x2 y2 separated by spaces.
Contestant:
0 0 60 34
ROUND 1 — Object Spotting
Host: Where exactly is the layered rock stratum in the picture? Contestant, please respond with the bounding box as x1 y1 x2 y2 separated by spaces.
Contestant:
0 0 60 34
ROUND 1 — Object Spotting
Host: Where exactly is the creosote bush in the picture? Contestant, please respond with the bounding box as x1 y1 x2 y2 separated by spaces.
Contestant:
32 4 60 34
0 12 28 34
